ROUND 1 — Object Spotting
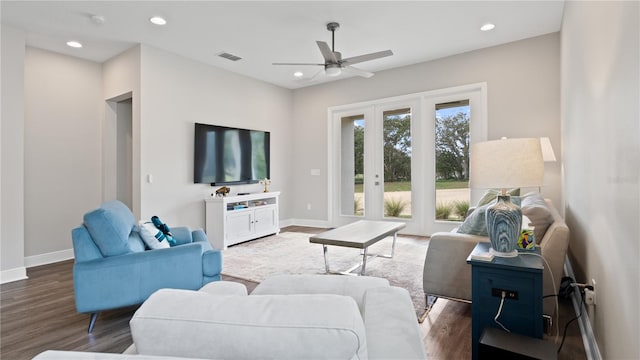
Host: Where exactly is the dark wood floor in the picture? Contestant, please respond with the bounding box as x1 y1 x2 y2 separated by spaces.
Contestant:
1 226 586 359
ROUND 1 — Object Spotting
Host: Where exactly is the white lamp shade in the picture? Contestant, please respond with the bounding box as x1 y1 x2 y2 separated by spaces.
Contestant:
470 138 544 189
540 137 557 162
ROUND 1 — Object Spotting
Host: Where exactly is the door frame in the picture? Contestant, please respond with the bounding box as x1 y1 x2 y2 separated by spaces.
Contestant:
327 83 487 236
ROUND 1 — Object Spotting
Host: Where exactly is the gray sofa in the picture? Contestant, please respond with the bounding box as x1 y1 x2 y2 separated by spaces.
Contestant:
423 198 569 317
35 275 427 360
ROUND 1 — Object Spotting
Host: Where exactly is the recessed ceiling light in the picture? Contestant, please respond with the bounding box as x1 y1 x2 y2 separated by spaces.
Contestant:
293 71 303 77
480 23 496 32
66 41 82 48
150 16 167 26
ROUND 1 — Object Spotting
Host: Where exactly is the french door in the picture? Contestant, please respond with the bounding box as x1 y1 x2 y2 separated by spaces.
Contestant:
330 99 423 234
329 84 486 235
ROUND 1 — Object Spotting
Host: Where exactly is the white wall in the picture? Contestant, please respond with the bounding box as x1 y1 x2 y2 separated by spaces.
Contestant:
3 39 294 269
103 46 141 216
23 47 103 260
1 24 26 282
136 45 293 229
291 33 561 229
561 1 639 358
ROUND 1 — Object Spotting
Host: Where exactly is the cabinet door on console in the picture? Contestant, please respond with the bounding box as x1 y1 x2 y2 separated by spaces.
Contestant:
253 206 278 235
226 211 253 245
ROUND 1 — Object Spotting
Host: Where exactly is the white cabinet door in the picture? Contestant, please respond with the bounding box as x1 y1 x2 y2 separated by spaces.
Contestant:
226 210 253 245
253 206 277 235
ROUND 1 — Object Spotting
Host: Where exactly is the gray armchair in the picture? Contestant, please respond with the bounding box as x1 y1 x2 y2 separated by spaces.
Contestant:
423 199 569 316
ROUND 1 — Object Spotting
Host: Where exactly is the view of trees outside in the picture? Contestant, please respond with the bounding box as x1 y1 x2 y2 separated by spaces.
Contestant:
350 101 470 221
435 101 470 221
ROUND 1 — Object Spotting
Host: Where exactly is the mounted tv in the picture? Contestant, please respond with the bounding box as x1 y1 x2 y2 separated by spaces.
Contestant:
194 123 270 185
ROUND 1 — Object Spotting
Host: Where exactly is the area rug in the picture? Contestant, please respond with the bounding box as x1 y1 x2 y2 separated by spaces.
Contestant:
221 231 430 318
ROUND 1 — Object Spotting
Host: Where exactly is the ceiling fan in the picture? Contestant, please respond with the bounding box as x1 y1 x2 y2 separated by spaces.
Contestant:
273 22 393 79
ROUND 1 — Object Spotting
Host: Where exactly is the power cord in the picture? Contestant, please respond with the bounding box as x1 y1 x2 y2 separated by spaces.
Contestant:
519 252 559 342
494 291 511 332
557 287 588 354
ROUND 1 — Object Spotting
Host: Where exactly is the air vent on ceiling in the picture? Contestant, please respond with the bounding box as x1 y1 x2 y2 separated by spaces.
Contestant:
218 52 242 62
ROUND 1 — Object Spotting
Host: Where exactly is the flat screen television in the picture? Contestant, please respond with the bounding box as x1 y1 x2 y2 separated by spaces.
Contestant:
194 123 270 185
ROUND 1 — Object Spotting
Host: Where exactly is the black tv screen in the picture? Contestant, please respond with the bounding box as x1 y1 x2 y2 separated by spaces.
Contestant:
194 123 270 185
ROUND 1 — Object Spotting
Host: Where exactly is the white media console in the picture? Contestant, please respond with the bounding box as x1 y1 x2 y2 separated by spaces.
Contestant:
205 191 280 249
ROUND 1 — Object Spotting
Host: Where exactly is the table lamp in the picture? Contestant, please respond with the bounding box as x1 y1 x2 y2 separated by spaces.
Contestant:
469 138 544 257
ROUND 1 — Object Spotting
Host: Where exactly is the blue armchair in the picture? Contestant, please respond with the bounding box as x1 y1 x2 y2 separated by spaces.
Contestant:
72 201 222 333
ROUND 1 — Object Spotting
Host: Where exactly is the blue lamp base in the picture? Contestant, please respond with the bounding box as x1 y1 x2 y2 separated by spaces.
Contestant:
486 195 522 258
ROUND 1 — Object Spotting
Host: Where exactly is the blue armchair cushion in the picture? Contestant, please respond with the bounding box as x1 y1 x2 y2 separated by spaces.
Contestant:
83 201 136 257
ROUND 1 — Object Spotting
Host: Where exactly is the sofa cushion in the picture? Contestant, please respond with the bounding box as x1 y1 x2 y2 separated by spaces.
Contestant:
199 281 248 296
83 201 136 257
130 289 368 360
127 232 146 253
363 287 427 360
251 274 389 312
521 193 555 243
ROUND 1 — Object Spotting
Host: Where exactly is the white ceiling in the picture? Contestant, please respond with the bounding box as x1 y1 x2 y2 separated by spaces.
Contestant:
1 1 565 89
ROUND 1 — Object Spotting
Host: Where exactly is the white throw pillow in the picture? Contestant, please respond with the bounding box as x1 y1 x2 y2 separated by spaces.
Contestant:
138 221 170 250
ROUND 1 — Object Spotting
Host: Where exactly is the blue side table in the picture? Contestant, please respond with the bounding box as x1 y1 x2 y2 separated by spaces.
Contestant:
467 242 544 360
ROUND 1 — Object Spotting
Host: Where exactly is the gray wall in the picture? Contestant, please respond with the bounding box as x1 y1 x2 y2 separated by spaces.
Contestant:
23 47 103 258
561 1 639 358
137 44 294 229
1 24 26 280
291 33 562 229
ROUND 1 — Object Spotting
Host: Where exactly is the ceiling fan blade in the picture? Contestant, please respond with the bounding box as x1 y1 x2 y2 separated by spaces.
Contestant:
316 41 338 63
309 68 325 81
341 50 393 66
342 66 375 78
272 62 325 66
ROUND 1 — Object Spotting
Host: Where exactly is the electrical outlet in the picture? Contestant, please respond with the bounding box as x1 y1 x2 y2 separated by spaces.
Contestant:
491 288 519 300
585 279 596 305
307 203 312 210
585 278 597 305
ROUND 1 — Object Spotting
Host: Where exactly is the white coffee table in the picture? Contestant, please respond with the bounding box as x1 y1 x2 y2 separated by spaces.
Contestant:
309 220 406 276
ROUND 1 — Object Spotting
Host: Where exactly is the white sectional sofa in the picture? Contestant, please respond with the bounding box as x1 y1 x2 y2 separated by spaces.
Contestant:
34 275 427 359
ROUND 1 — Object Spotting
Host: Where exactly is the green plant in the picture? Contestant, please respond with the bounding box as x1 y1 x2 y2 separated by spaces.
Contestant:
384 198 407 217
453 200 470 219
435 202 453 220
354 197 363 215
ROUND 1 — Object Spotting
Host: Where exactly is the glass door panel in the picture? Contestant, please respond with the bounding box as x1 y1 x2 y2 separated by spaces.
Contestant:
382 108 412 219
434 100 470 221
340 114 365 217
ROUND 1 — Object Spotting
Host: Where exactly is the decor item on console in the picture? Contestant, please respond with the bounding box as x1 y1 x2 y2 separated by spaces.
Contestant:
214 186 231 197
259 178 271 192
469 138 543 257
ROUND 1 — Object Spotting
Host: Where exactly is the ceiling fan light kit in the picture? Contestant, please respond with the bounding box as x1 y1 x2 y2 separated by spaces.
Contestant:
273 21 393 80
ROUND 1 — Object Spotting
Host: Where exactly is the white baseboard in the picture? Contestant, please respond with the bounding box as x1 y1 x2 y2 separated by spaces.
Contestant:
24 248 74 268
564 258 602 360
285 218 331 229
1 266 28 284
